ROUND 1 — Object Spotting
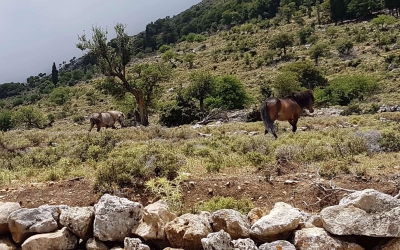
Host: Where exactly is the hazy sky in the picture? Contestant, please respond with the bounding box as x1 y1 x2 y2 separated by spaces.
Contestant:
0 0 201 83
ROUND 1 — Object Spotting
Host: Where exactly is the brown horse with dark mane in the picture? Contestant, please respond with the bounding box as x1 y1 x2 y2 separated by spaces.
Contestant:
260 89 314 139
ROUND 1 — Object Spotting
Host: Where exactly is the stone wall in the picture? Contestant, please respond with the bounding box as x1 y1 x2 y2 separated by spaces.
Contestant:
0 189 399 249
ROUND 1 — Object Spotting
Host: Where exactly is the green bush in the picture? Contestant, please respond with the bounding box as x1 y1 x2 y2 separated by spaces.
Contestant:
50 87 70 105
298 26 314 45
0 111 13 131
379 132 400 152
11 106 46 129
205 75 250 110
340 104 362 116
72 115 85 124
282 60 328 89
273 71 302 97
158 45 172 53
195 196 254 214
316 75 379 106
194 34 206 42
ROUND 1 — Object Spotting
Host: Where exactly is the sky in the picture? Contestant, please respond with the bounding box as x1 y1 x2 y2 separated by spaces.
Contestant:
0 0 202 84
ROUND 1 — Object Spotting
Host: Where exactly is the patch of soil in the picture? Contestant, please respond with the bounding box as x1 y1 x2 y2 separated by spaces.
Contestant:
1 163 399 214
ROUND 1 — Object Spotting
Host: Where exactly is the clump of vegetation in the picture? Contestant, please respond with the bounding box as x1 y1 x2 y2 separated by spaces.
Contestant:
194 196 254 214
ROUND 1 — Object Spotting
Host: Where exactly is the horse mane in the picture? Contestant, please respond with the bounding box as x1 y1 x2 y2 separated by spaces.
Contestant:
286 89 314 108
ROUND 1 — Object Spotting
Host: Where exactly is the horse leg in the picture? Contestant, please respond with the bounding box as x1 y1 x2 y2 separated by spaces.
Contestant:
96 124 101 132
89 121 94 132
289 118 298 133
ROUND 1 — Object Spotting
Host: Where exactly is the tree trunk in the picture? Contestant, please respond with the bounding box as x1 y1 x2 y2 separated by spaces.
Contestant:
200 99 204 111
137 93 149 126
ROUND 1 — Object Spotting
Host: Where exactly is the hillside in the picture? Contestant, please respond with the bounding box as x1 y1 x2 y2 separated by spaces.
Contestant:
0 0 400 231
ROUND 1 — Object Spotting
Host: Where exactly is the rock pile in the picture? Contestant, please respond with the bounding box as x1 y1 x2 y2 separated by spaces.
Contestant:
0 189 399 249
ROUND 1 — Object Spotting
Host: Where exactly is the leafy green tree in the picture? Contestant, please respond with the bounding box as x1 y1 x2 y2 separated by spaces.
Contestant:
269 32 294 56
298 26 314 45
51 62 58 86
316 75 379 106
278 2 297 24
282 61 328 89
309 42 330 65
274 71 303 97
205 76 249 110
186 71 216 111
77 23 171 126
184 53 196 69
0 111 13 131
49 87 70 105
11 106 46 129
329 0 347 24
347 0 383 18
162 50 178 68
336 39 353 55
371 14 397 30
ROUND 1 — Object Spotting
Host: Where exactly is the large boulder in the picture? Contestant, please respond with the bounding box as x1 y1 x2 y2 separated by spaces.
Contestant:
201 230 233 250
60 206 94 240
124 237 150 250
21 227 78 250
321 189 400 237
259 240 296 250
250 202 302 242
0 202 20 234
8 205 68 243
211 209 251 239
231 238 258 250
374 238 400 250
293 227 364 250
93 194 143 241
165 213 212 250
132 200 176 247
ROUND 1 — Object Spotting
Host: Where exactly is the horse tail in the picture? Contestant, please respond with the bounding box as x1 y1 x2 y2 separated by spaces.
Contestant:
260 101 277 139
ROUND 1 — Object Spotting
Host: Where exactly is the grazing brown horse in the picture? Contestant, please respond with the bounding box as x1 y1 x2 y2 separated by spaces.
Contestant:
260 90 314 139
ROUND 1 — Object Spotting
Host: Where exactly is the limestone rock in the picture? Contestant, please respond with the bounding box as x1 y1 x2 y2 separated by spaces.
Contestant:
231 238 258 250
211 209 251 239
133 199 176 245
293 227 364 250
124 237 150 250
321 189 400 237
251 202 302 242
60 206 94 240
21 227 78 250
86 237 108 250
94 194 143 241
374 238 400 250
165 213 212 250
201 230 233 250
8 204 68 243
0 202 20 234
259 240 296 250
0 236 17 250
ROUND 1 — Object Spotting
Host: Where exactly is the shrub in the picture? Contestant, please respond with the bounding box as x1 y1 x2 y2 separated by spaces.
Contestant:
158 45 171 53
50 87 70 105
336 39 354 55
298 26 314 45
205 75 250 110
11 106 46 129
273 71 302 97
195 196 254 214
0 111 13 131
316 75 379 106
340 104 362 116
194 34 206 42
282 61 328 89
72 115 85 124
378 132 400 152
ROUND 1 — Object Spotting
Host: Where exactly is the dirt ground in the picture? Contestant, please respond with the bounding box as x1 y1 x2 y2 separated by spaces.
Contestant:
1 161 399 214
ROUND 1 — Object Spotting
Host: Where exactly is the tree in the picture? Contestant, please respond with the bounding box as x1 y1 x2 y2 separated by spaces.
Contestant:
205 76 249 110
347 0 383 18
309 42 330 65
186 71 216 111
371 14 397 30
11 106 46 129
269 33 294 56
274 72 303 97
278 2 297 24
77 23 171 126
162 50 178 68
329 0 347 24
0 111 13 131
52 62 58 86
282 60 328 89
336 39 353 55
